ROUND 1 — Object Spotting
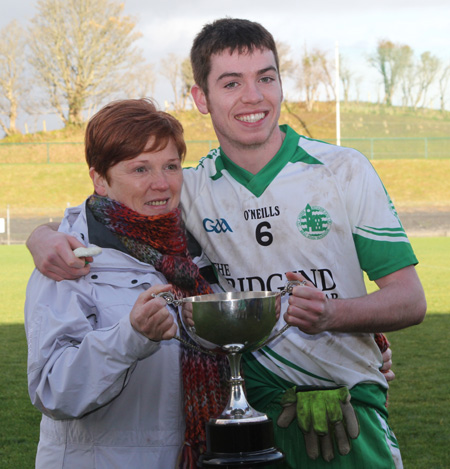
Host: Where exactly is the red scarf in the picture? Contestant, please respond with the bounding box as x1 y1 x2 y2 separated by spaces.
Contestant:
88 195 229 467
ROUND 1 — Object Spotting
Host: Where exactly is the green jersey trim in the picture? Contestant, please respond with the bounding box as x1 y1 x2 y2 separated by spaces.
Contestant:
208 125 323 197
353 233 418 281
185 151 217 170
356 225 408 238
259 345 335 383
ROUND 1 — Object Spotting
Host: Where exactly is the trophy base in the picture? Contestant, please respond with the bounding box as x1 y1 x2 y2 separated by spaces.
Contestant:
198 419 284 468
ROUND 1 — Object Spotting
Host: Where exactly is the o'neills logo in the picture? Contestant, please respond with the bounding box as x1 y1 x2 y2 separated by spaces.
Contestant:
296 204 332 240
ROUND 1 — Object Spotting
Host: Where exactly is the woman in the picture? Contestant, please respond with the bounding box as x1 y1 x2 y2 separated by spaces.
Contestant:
24 98 228 468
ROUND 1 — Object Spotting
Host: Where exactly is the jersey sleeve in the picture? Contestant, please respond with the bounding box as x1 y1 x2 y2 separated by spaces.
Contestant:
342 150 418 280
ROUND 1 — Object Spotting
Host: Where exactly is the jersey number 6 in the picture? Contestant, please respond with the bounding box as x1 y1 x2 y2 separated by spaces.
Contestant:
256 222 273 246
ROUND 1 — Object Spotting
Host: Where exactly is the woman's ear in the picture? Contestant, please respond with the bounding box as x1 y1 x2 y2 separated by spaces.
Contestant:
89 167 108 197
191 84 209 115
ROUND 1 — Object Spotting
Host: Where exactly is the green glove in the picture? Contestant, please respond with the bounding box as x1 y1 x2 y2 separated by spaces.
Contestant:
277 386 360 462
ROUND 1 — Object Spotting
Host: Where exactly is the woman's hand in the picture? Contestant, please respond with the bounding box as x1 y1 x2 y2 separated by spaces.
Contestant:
130 284 177 341
380 347 395 381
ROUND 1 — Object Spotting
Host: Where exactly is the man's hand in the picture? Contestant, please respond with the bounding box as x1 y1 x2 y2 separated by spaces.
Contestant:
27 223 91 281
285 265 426 335
284 271 334 334
277 386 359 462
130 285 177 341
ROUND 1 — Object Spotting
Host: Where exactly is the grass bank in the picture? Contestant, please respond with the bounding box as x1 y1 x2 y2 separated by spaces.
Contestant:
1 158 449 218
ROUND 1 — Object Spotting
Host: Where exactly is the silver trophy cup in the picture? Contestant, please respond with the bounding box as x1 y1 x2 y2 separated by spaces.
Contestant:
157 281 300 467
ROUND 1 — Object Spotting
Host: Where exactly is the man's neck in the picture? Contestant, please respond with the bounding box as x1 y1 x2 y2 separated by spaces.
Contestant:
220 127 285 175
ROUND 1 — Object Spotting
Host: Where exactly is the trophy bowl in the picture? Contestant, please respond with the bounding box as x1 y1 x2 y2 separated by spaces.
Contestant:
178 290 281 354
156 281 302 467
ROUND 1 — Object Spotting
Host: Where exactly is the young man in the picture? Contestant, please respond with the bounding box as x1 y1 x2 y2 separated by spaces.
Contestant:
182 18 425 468
28 18 425 469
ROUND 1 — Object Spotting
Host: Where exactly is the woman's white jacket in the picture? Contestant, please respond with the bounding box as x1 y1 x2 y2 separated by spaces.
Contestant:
24 202 205 468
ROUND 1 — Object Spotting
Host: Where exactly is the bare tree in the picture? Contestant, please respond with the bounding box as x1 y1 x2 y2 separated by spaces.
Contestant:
317 50 335 101
339 55 354 104
28 0 148 127
438 62 450 112
276 41 298 80
413 51 441 109
354 76 364 103
369 39 413 106
180 57 194 110
399 61 415 107
0 21 28 136
297 46 328 111
125 63 157 100
160 53 184 111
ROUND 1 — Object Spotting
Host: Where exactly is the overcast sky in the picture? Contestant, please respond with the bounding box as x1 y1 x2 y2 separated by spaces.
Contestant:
1 0 450 133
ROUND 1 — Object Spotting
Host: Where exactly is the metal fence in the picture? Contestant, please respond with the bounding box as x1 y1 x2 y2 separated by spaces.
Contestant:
338 137 450 160
0 140 220 164
0 207 55 245
1 137 450 163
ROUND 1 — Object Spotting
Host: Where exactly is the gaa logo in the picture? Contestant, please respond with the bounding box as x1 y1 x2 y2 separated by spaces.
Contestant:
296 204 332 240
203 218 233 233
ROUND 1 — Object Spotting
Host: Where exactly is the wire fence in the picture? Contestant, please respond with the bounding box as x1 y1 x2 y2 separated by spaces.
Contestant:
339 137 450 160
0 207 57 245
0 141 220 165
1 137 450 164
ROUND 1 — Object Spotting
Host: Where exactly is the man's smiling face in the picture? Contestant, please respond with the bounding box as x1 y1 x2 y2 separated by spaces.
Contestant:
193 48 283 154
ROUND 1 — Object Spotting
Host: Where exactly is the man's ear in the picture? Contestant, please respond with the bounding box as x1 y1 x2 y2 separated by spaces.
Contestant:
89 167 108 197
191 84 209 115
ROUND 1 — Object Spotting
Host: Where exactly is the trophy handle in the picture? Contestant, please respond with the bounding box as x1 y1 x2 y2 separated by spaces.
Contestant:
258 280 307 348
280 280 305 296
152 291 183 306
152 291 217 355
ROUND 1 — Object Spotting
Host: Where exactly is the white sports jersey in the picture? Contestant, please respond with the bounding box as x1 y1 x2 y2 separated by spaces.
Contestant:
181 125 417 393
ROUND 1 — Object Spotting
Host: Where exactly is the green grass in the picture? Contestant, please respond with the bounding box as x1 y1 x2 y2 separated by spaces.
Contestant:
1 240 449 468
0 245 35 323
365 238 450 314
0 323 42 469
407 238 450 313
386 315 449 468
0 246 40 469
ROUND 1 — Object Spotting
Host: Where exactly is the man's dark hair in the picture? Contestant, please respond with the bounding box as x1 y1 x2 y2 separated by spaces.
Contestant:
190 18 280 96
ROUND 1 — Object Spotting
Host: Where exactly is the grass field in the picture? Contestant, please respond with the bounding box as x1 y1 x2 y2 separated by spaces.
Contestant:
0 239 449 468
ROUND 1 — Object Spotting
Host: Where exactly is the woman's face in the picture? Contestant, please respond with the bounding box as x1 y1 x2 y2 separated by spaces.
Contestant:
91 137 183 217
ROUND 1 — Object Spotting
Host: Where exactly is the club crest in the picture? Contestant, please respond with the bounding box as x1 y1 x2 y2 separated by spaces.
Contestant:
296 204 332 240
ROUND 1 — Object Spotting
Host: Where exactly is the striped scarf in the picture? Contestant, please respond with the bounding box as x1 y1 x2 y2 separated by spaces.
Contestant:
87 195 229 467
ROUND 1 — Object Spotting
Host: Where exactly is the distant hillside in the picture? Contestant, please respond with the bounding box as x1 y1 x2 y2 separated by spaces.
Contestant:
2 101 450 144
1 102 449 219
